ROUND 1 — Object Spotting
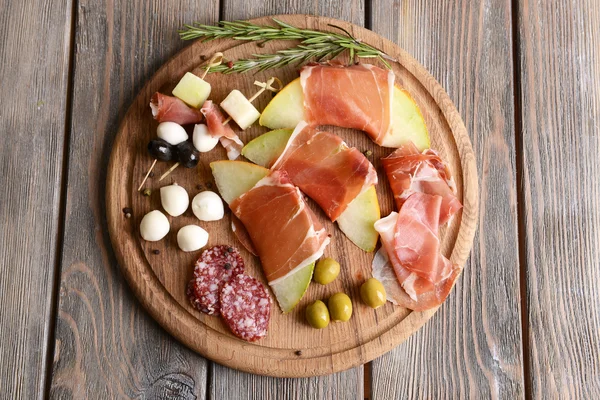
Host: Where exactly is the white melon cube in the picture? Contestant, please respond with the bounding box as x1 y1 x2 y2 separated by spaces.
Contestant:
172 72 211 108
220 90 261 130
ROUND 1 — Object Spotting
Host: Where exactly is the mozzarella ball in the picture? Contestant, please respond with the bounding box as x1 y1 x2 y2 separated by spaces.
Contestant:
160 184 189 217
177 225 209 252
157 122 188 145
192 123 219 152
192 191 224 221
140 210 170 241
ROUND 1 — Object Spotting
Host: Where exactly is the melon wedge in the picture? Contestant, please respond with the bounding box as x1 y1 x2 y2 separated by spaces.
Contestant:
270 262 315 313
241 129 293 167
259 79 305 129
210 160 269 204
241 131 380 252
210 160 313 312
336 186 380 252
259 78 430 151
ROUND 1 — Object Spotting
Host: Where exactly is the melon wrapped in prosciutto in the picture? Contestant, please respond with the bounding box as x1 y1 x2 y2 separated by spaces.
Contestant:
382 141 462 224
230 170 330 285
373 193 460 311
150 92 203 125
300 63 395 146
272 122 378 221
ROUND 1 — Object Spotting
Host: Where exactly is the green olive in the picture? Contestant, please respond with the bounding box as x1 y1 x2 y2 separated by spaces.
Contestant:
305 300 330 329
360 278 387 309
327 293 353 322
313 258 340 285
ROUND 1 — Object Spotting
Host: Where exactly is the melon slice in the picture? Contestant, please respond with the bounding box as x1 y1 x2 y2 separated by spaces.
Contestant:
210 160 313 312
210 160 269 204
336 186 380 252
259 78 305 129
241 132 380 252
241 129 293 167
270 262 315 313
259 78 430 151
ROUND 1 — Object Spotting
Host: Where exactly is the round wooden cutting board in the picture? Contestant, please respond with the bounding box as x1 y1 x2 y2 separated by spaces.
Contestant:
106 14 478 377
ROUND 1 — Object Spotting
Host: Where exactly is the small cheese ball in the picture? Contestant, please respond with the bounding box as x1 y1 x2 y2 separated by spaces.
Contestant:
140 210 170 241
160 184 189 217
177 225 209 252
220 90 260 130
192 191 224 221
192 124 219 152
157 122 188 146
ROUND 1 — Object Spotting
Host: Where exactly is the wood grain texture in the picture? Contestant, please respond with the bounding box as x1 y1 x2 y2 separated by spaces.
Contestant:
48 1 218 398
105 14 477 381
215 2 367 395
0 0 72 398
517 0 600 397
370 1 525 398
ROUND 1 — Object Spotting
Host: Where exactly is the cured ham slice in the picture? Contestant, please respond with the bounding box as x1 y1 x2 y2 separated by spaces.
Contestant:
300 63 394 145
200 100 244 160
373 193 460 311
231 214 257 256
272 122 378 221
230 170 330 284
382 141 462 224
150 92 203 125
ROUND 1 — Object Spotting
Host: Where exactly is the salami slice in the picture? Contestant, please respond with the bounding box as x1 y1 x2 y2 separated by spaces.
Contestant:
220 274 271 342
187 245 245 315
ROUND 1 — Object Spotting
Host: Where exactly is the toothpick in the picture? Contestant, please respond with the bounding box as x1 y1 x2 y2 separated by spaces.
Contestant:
137 159 157 192
159 162 180 181
221 77 283 126
201 52 223 80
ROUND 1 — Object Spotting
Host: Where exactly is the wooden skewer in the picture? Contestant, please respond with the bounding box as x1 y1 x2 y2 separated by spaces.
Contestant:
137 159 157 191
201 52 223 79
220 77 282 126
159 162 180 181
157 76 283 181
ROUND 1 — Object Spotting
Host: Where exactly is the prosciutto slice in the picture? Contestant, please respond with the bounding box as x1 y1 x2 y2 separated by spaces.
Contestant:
272 122 378 221
300 63 395 146
373 193 460 311
150 92 203 125
382 141 462 224
230 170 330 284
200 100 244 160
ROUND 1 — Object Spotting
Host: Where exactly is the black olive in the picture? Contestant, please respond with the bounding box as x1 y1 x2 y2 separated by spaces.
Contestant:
148 139 174 161
176 141 200 168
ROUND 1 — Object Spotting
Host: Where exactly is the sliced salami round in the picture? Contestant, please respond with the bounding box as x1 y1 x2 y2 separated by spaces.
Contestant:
187 245 245 315
220 274 271 342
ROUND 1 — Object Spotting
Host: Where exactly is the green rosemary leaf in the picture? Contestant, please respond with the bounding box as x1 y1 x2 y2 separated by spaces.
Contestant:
179 18 396 73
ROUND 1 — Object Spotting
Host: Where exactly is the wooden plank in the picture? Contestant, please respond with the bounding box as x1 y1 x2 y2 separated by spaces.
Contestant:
370 1 525 398
0 0 72 397
210 1 365 397
48 1 218 398
517 0 600 397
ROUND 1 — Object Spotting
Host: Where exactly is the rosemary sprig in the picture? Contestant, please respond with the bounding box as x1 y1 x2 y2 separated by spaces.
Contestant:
179 18 395 73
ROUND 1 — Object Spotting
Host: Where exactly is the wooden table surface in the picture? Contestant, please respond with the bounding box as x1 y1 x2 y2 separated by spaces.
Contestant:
1 0 598 398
